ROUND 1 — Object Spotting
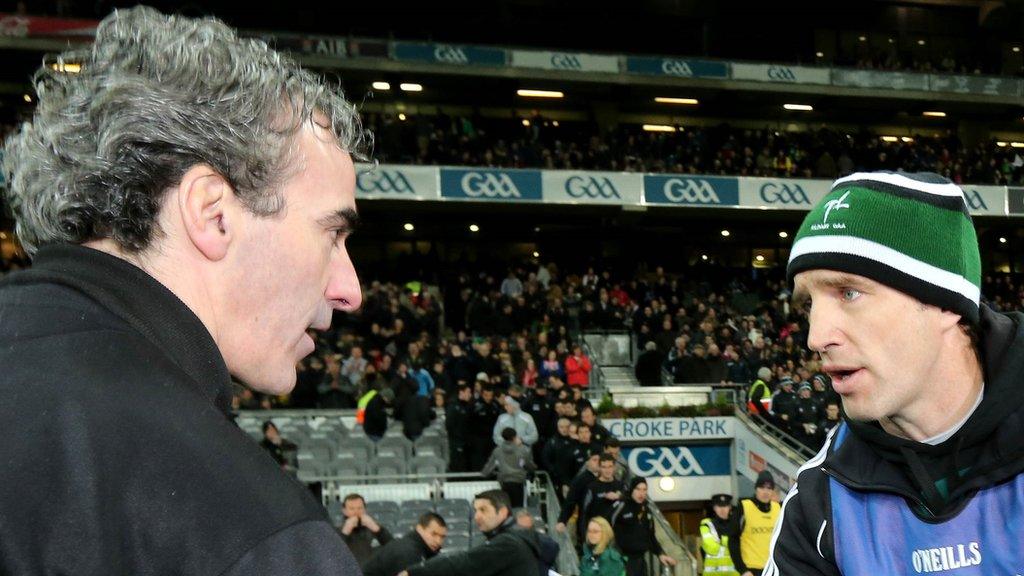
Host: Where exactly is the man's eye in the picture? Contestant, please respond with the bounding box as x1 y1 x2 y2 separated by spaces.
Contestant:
842 289 862 301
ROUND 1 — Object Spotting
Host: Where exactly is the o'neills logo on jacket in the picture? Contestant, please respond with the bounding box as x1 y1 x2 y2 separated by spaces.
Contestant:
911 543 981 573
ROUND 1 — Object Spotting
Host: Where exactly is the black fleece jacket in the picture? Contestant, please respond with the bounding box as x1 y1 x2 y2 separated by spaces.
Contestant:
0 245 359 576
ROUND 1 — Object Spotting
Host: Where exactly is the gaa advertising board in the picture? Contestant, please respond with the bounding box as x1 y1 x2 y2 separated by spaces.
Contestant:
621 444 732 502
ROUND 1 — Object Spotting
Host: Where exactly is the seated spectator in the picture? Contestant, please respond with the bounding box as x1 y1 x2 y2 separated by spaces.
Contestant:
493 396 539 448
362 512 448 576
339 493 393 565
539 350 564 382
483 427 537 508
258 421 297 470
401 490 541 576
580 517 626 576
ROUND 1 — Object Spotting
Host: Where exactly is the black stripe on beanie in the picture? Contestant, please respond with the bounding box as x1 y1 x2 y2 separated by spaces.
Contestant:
833 179 969 216
787 252 980 326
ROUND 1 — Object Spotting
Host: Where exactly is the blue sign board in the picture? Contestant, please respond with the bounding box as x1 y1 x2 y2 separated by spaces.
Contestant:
622 445 731 477
393 42 506 67
643 175 739 206
625 57 729 79
440 168 543 201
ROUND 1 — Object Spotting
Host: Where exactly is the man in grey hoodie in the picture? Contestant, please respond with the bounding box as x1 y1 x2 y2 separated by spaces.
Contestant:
483 428 537 508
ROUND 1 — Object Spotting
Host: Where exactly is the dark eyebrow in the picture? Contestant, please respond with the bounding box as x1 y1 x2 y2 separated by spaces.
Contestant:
317 208 361 235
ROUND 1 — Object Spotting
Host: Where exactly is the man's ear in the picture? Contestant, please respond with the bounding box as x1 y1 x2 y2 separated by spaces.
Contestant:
176 165 235 261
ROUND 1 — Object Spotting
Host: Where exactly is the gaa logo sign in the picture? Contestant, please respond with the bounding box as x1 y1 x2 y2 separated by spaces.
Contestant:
962 189 989 211
461 172 522 198
760 182 811 205
663 178 721 204
551 53 583 70
661 59 694 77
357 170 417 194
434 45 469 64
767 66 797 82
565 176 621 199
628 447 705 476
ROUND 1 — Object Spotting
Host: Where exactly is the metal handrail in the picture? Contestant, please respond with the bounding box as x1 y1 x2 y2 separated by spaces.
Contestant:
649 502 700 576
734 399 817 465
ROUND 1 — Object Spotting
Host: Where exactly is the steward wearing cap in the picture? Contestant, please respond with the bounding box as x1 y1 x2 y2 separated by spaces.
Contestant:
765 172 1024 575
730 471 780 576
700 494 739 576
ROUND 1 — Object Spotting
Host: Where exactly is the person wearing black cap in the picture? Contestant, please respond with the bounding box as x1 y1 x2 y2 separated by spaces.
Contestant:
766 172 1024 574
730 471 780 576
770 378 798 434
610 477 677 576
700 494 739 576
555 450 602 544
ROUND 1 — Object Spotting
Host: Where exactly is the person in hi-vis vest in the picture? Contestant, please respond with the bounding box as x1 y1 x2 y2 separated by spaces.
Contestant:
700 493 739 575
729 471 780 576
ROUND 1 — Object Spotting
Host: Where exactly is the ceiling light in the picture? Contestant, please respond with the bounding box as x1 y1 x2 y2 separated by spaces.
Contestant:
997 141 1009 147
372 81 391 90
643 124 676 132
552 120 559 127
858 35 867 42
1012 142 1024 148
922 111 946 117
815 51 824 58
881 136 899 142
888 38 895 44
469 224 480 233
532 251 540 258
50 62 81 73
522 119 530 127
1014 46 1022 53
654 97 699 105
755 255 766 262
399 83 423 92
398 113 407 121
658 476 675 491
701 254 708 261
901 136 914 143
917 39 926 46
783 104 813 111
22 94 31 103
516 89 564 98
1000 237 1007 244
720 230 730 237
403 223 414 232
779 231 788 239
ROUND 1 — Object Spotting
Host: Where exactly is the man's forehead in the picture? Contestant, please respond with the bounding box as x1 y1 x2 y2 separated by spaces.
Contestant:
793 269 876 296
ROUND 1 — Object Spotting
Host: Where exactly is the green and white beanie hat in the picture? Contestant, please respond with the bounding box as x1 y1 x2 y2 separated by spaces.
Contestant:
786 171 981 325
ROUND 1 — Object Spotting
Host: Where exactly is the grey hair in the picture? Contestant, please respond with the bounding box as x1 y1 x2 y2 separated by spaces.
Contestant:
3 6 370 255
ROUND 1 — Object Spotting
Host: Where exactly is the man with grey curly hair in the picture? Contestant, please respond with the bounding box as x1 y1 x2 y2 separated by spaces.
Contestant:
0 6 366 575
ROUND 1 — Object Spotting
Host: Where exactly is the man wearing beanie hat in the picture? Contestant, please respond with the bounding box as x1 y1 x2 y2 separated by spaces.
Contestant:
700 494 739 576
610 477 678 576
731 470 780 576
765 172 1024 574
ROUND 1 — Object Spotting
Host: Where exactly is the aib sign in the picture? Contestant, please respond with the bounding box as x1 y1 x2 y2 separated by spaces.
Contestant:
440 168 542 201
623 445 730 477
643 175 739 206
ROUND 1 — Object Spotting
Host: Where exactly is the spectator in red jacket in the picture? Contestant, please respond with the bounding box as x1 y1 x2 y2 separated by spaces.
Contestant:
565 345 592 389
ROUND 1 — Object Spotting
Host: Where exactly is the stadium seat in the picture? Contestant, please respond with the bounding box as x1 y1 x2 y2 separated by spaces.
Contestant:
411 455 447 476
376 436 414 460
371 456 408 477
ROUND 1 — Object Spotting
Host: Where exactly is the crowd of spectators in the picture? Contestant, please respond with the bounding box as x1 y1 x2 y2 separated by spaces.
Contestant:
367 113 1024 186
